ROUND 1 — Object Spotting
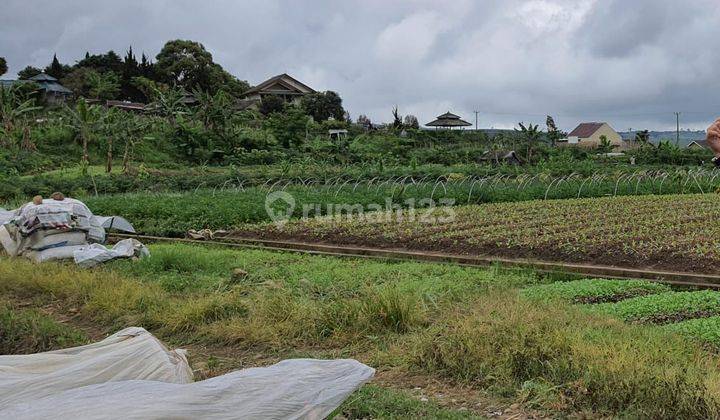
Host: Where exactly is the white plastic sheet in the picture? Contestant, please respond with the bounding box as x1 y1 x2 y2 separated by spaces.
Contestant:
0 327 192 408
73 238 150 267
2 358 374 420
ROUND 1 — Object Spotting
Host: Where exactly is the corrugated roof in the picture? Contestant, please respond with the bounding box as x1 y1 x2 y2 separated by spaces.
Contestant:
568 122 605 138
29 73 58 82
42 82 72 94
1 76 72 94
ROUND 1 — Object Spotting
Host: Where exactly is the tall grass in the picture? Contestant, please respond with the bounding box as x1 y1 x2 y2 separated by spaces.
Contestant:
407 291 720 418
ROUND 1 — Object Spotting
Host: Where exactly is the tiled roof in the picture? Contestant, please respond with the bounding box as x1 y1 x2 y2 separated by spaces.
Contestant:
568 122 605 138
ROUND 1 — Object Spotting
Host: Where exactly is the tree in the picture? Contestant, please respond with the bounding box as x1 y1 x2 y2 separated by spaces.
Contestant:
87 70 121 100
391 106 402 129
598 135 618 153
17 66 42 80
0 57 7 77
148 86 189 122
113 46 143 101
259 95 286 116
120 113 150 173
263 106 308 148
155 40 249 96
357 114 372 129
546 115 563 147
0 85 42 147
63 99 103 166
139 53 154 78
156 40 212 85
61 67 95 97
515 122 543 162
76 51 123 74
635 130 650 144
101 108 123 172
300 91 345 121
45 54 70 79
403 115 419 129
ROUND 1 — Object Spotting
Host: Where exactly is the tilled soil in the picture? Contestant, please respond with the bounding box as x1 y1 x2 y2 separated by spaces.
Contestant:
227 228 720 275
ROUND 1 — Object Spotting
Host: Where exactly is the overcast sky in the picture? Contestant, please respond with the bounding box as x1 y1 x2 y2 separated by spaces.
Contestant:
2 0 720 130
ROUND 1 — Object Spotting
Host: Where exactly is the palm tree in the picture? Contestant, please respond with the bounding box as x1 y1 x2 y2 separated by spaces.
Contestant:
63 99 103 167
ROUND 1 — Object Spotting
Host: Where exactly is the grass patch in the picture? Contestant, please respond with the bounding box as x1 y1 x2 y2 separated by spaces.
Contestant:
0 301 88 354
592 290 720 323
4 244 720 417
521 278 670 304
1 244 540 349
407 291 720 418
334 384 478 419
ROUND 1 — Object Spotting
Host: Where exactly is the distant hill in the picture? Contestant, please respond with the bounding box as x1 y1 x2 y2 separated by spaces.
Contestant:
619 130 706 147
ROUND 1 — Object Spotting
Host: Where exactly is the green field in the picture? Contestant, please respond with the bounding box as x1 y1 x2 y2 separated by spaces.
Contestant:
3 244 720 418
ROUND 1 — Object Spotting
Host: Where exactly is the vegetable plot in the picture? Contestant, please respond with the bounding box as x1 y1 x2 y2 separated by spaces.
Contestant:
237 193 720 273
521 279 670 304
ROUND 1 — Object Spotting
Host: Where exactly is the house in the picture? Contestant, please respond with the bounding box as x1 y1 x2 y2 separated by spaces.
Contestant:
687 140 710 150
238 73 315 110
561 122 623 149
0 73 73 104
425 112 472 129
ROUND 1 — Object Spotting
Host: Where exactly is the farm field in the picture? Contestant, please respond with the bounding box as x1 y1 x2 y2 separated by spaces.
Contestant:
70 170 720 237
4 244 720 418
235 193 720 273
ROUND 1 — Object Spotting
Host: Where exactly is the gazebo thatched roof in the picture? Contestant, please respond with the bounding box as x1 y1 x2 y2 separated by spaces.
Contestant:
426 111 472 128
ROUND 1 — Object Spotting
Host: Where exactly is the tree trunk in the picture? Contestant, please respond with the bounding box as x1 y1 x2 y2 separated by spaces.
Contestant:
82 132 89 164
106 136 113 173
21 126 35 151
122 140 131 174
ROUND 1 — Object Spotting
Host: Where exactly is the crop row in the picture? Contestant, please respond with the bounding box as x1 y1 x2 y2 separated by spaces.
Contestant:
523 279 720 346
237 193 720 272
520 279 670 304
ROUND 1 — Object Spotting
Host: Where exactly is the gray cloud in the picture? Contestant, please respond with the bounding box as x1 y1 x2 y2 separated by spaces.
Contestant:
1 0 719 131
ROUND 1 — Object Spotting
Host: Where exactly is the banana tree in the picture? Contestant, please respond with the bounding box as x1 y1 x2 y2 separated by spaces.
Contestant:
0 85 41 147
63 99 103 167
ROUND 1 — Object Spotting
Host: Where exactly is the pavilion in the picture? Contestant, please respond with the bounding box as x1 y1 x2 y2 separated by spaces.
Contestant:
425 112 472 129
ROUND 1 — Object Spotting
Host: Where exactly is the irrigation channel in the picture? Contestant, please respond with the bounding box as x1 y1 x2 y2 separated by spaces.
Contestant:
112 233 720 289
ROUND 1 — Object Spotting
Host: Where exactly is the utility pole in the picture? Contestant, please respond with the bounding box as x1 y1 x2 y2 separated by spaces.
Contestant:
674 112 681 146
474 110 479 131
